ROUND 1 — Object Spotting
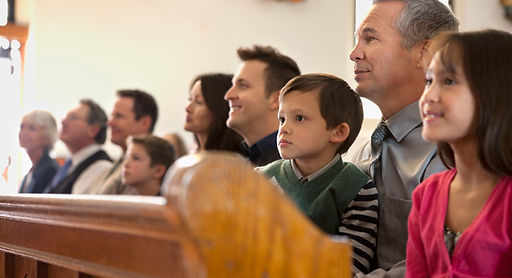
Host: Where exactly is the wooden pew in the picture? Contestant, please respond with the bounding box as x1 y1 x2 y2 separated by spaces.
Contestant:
0 152 351 278
0 195 203 278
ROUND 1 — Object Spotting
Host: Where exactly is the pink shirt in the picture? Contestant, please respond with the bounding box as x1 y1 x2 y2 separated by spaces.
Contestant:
406 169 512 277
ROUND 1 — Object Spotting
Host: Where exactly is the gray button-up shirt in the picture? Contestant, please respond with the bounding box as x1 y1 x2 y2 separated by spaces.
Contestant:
348 101 446 277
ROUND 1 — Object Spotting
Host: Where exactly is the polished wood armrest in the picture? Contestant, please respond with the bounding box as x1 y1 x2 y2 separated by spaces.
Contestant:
0 152 351 278
0 194 203 278
163 152 352 278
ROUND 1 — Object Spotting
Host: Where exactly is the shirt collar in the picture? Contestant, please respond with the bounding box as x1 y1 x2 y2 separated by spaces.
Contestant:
385 101 422 142
242 131 278 163
291 154 341 183
70 144 102 169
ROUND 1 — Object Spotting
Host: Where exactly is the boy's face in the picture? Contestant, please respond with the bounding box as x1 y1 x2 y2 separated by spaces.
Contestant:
277 90 339 163
122 143 159 186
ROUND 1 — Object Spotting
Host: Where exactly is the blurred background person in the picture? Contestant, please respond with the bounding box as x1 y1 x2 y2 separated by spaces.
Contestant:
161 132 188 159
122 135 175 196
184 73 244 154
18 110 60 193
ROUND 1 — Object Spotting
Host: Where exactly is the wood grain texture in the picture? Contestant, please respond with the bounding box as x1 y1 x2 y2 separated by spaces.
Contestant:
163 152 352 278
0 195 203 278
0 152 351 277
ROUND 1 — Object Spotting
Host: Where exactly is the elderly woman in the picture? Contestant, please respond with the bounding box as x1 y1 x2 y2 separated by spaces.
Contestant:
18 110 60 193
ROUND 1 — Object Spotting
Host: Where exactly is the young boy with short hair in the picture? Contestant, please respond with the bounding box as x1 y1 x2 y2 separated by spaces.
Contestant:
122 135 175 196
259 73 378 274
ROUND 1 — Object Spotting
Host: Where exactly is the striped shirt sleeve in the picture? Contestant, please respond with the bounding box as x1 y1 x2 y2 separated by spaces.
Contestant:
338 180 379 274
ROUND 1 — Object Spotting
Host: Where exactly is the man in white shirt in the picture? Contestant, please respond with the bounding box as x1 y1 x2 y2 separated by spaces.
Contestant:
45 99 112 194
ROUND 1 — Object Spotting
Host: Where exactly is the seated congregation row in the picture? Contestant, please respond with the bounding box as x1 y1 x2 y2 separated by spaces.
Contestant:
19 72 242 196
20 93 176 196
17 0 512 277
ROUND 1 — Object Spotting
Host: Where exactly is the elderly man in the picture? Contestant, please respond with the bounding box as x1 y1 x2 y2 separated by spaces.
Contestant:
46 99 112 194
348 0 459 276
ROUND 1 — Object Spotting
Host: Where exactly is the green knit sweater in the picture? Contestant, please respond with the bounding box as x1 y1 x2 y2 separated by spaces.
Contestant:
260 158 372 235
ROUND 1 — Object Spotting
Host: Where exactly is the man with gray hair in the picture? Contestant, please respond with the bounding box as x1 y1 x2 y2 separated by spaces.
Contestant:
45 99 112 194
348 0 459 276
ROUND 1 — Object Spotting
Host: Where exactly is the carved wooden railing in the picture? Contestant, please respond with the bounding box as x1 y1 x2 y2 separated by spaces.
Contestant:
0 152 351 278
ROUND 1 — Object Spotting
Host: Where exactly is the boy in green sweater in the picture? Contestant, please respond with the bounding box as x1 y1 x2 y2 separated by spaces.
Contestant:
259 73 378 274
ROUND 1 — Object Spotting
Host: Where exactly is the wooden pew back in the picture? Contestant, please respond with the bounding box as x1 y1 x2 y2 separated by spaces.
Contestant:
0 195 203 278
0 152 351 278
165 152 351 278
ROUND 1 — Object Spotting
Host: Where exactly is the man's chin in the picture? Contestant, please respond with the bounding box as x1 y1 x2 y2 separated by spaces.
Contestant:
226 118 238 129
354 83 371 98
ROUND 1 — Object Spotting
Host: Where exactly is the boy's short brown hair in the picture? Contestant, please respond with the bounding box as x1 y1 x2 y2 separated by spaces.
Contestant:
280 73 363 154
129 135 176 170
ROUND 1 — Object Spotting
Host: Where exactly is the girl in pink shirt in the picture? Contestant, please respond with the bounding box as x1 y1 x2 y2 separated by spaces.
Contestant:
406 29 512 277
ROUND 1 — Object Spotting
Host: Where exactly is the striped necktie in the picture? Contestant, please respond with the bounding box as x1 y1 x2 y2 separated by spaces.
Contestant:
359 121 390 175
371 121 390 157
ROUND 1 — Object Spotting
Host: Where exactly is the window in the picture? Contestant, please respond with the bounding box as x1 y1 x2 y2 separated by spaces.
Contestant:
0 0 28 193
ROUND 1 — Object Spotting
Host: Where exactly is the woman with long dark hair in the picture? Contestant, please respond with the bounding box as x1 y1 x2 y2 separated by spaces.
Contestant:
184 73 243 154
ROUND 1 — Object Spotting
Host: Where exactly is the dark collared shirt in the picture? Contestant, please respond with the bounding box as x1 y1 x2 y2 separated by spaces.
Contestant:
241 131 280 166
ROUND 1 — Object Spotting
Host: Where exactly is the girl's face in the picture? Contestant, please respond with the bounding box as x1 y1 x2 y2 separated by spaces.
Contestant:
420 52 475 145
184 81 214 136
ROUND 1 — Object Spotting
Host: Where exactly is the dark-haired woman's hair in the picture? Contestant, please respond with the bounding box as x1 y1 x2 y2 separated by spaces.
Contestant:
191 73 244 154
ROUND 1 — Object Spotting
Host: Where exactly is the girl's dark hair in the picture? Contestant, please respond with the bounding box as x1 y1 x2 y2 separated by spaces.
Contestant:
191 73 244 154
430 29 512 176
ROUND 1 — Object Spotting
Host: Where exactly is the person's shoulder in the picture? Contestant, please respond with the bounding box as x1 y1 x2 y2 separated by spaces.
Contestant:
257 159 287 174
340 160 372 181
344 138 371 164
92 148 113 161
256 146 281 167
36 154 60 174
414 169 455 200
97 172 123 194
89 159 113 169
419 169 453 187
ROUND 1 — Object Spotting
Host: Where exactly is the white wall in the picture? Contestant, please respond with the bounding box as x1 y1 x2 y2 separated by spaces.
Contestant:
24 0 355 135
20 0 358 160
455 0 512 32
